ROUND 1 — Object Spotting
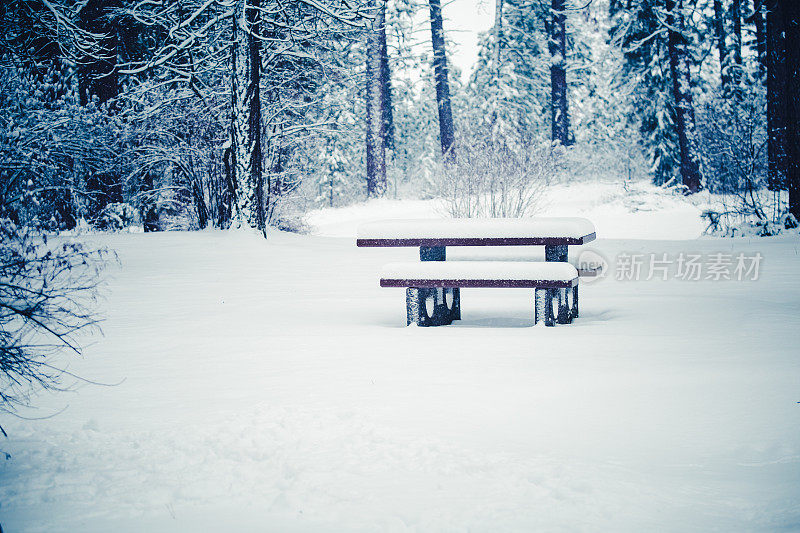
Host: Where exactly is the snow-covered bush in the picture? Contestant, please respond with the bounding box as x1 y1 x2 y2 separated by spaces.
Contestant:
439 140 556 218
696 82 789 235
0 65 124 229
0 220 108 435
698 84 767 196
95 202 137 231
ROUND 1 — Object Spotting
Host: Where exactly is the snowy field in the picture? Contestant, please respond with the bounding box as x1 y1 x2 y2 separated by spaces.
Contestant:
1 182 799 531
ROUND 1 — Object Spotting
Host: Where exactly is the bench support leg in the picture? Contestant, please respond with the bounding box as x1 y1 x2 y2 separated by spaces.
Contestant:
450 288 461 320
534 288 555 326
419 246 461 322
556 288 573 324
546 245 572 323
406 287 455 327
572 285 579 319
406 288 421 326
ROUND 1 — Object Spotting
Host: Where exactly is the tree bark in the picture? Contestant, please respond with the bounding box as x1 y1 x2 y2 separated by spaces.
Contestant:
248 0 265 232
732 0 743 84
366 0 387 197
752 0 766 72
781 0 800 218
380 14 395 153
714 0 729 87
428 0 456 162
549 0 571 146
766 0 787 190
494 0 503 75
230 0 254 226
666 0 701 193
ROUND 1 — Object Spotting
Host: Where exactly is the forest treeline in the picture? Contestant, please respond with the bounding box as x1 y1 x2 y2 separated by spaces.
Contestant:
0 0 798 234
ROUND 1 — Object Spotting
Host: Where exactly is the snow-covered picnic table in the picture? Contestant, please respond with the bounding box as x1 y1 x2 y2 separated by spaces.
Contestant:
357 217 597 327
356 217 596 248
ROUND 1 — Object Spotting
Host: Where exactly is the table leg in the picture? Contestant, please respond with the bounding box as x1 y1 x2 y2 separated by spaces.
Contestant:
545 244 568 262
420 246 446 261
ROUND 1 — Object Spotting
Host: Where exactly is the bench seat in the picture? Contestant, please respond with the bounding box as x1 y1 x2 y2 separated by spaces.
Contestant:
380 261 578 288
380 261 579 327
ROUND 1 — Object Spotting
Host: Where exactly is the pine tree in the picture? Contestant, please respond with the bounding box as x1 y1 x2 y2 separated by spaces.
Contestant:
610 0 680 186
549 0 572 145
665 0 701 192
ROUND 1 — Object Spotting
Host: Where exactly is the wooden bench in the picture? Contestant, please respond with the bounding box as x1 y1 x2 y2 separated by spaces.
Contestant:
381 261 579 326
357 218 596 327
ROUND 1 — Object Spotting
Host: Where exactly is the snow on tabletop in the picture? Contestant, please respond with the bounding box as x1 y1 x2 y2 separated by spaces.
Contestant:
381 261 578 281
357 217 596 240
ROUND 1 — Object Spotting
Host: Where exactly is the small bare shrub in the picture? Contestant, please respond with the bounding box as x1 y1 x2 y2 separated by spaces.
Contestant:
439 140 558 218
1 220 108 435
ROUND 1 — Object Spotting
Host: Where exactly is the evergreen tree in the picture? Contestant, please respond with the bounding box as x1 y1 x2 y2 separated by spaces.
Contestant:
610 0 681 186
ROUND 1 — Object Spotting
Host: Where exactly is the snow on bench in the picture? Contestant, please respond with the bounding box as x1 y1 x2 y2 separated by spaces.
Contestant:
380 261 579 327
380 261 578 288
357 217 596 247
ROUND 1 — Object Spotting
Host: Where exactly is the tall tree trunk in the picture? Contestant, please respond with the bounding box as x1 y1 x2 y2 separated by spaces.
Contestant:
380 15 395 153
766 0 787 190
549 0 571 146
494 0 503 76
248 0 265 232
782 0 800 218
366 0 387 197
230 0 254 227
666 0 701 193
428 0 456 162
732 0 743 83
752 0 766 72
714 0 730 87
489 0 503 140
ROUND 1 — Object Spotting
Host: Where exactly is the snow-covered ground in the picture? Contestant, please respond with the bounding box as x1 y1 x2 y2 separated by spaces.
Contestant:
2 182 799 531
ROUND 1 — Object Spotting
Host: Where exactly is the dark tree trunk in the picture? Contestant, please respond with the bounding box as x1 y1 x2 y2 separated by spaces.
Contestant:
77 0 120 106
428 0 456 162
782 0 800 218
549 0 571 146
222 144 234 227
714 0 729 87
494 0 504 74
732 0 743 83
366 0 387 197
248 0 265 231
380 17 395 153
666 0 701 193
141 172 159 232
55 188 76 230
766 0 787 190
752 0 766 72
192 180 209 229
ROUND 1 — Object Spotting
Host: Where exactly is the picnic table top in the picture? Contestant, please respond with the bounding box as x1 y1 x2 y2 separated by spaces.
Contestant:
357 217 596 247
